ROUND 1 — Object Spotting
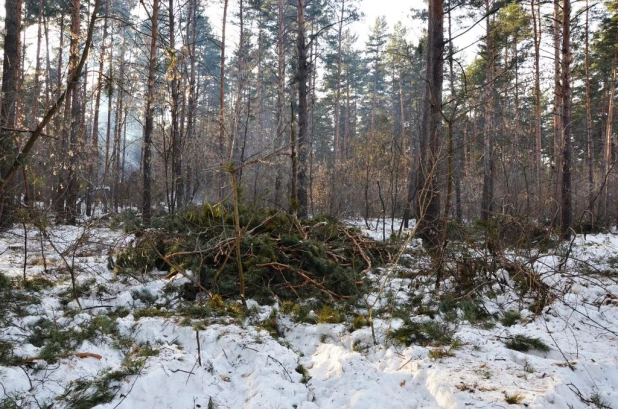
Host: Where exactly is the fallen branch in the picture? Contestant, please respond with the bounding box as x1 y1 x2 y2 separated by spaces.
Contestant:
22 352 103 363
343 228 372 273
257 262 349 300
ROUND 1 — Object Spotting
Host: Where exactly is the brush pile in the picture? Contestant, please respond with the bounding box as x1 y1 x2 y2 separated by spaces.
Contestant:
115 206 394 303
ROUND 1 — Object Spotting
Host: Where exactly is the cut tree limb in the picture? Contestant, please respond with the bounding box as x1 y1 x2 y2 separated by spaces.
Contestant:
22 352 103 363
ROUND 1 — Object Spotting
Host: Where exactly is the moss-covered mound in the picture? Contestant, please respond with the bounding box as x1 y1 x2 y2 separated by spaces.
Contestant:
115 206 393 304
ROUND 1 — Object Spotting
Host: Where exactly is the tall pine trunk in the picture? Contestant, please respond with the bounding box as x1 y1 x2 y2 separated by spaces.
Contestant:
560 0 572 239
142 0 159 225
296 0 309 218
415 0 443 249
0 0 23 223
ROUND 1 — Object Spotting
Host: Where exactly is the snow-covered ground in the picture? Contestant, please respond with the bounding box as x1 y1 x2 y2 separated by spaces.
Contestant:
1 223 617 408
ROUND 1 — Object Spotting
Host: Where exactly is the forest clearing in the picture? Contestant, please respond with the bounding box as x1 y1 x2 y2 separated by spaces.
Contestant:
1 0 618 407
0 212 617 408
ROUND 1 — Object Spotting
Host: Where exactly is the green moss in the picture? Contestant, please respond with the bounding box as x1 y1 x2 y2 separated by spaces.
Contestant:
295 364 311 384
257 309 280 338
133 307 173 320
316 305 341 324
504 392 525 405
351 315 369 330
180 302 213 319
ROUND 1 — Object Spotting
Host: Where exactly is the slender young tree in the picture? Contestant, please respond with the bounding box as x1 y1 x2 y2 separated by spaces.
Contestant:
65 0 82 223
219 0 229 200
531 0 542 209
552 0 562 224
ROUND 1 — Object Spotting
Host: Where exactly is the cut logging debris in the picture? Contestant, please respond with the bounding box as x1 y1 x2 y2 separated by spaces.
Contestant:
115 207 394 304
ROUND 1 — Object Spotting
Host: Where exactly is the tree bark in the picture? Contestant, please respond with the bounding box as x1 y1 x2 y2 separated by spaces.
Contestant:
0 0 23 222
531 0 542 213
168 0 182 212
584 0 594 224
65 0 83 224
481 0 495 221
87 0 110 216
552 0 562 225
560 0 572 239
415 0 443 249
142 0 160 225
296 0 309 218
274 0 286 209
218 0 229 200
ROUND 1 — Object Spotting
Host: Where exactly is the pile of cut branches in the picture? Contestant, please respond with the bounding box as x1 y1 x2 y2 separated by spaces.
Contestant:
115 206 393 303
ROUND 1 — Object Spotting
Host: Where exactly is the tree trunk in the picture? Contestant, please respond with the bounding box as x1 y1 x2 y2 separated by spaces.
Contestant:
560 0 572 239
531 0 542 213
184 0 197 205
330 0 345 214
274 0 286 209
290 99 298 213
584 0 594 224
65 0 82 224
604 51 617 224
552 0 562 225
0 0 23 223
142 0 159 225
415 0 443 249
168 0 182 212
112 49 125 213
218 0 229 200
87 0 110 217
296 0 309 218
481 0 495 222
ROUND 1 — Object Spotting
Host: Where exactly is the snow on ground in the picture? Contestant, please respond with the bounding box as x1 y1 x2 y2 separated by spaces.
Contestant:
0 223 617 408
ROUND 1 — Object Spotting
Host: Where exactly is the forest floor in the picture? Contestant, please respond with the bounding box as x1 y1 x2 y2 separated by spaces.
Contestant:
0 219 617 409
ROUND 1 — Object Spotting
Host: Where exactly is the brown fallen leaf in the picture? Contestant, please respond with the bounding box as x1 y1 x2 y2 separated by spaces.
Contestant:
220 374 231 382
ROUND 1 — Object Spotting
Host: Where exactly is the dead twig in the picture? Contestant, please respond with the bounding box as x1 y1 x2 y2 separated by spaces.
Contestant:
256 262 349 300
267 355 293 383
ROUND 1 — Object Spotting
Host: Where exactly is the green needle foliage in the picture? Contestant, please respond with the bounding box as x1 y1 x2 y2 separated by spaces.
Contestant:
115 206 393 304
